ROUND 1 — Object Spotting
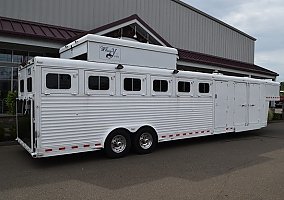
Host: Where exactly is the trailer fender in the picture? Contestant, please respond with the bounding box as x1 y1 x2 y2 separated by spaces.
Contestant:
121 124 157 134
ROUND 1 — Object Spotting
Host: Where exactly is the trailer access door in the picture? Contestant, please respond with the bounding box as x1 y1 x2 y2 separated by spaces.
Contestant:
214 81 234 130
17 99 34 152
248 83 261 124
234 82 249 128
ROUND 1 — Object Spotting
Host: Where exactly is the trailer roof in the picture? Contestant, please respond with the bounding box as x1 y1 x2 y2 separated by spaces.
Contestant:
59 34 178 55
32 56 279 86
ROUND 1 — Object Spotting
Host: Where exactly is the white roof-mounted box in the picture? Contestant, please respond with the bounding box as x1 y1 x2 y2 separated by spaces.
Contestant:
59 34 178 70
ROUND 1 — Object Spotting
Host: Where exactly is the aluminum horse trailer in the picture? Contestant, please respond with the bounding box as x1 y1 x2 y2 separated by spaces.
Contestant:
16 35 280 158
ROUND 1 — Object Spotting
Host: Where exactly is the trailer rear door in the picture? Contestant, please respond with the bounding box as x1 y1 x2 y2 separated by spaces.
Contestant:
17 99 34 151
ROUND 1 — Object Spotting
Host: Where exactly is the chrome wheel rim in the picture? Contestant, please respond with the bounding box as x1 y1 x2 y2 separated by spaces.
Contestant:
139 132 153 149
111 135 127 153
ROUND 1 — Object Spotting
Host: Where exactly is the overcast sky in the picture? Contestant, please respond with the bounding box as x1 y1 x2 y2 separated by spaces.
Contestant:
182 0 284 82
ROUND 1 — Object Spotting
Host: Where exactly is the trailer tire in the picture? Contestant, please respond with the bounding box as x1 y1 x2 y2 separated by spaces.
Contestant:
132 127 157 154
104 129 131 158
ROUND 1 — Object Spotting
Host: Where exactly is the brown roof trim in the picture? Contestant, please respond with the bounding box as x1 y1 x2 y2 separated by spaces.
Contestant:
0 16 84 42
172 0 256 41
70 14 172 47
178 49 278 76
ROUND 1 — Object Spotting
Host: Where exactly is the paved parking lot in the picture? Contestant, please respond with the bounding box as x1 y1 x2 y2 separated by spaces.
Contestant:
0 122 284 200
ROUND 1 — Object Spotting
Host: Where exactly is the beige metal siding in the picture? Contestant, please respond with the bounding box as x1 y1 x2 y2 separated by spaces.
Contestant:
0 0 255 63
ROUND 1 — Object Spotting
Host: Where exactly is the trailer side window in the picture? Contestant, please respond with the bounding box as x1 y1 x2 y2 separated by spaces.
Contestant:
153 80 168 92
27 77 32 92
178 81 191 93
20 80 24 92
88 76 109 90
199 83 210 93
124 78 141 91
46 73 71 89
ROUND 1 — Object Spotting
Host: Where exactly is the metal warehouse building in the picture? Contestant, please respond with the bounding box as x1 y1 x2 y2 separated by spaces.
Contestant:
0 0 278 105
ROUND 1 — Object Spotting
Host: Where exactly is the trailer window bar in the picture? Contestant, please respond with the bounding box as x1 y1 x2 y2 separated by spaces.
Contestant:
178 81 191 93
124 78 141 91
46 73 71 89
88 76 110 90
199 83 210 93
153 79 168 92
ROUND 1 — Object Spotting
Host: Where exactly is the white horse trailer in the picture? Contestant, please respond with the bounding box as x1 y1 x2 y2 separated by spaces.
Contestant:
16 35 280 158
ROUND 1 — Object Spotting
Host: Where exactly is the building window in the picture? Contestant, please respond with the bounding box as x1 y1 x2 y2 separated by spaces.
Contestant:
20 80 24 92
124 78 141 91
199 83 210 93
178 81 191 93
13 50 28 63
0 67 12 80
0 49 12 62
27 77 32 92
153 80 168 92
46 73 71 89
88 76 109 90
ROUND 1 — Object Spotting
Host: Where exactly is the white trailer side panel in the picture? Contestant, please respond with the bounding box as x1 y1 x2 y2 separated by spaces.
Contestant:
39 96 213 149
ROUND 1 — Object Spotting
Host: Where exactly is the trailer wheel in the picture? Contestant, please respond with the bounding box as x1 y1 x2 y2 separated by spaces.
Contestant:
133 127 157 154
104 129 131 158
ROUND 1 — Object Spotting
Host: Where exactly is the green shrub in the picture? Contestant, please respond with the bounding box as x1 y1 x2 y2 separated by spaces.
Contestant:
273 113 282 120
5 91 17 115
268 109 274 121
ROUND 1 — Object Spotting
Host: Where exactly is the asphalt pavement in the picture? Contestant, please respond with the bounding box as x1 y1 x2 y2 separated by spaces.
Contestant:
0 122 284 200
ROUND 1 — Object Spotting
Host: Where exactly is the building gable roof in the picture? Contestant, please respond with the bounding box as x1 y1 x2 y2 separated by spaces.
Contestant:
72 14 172 47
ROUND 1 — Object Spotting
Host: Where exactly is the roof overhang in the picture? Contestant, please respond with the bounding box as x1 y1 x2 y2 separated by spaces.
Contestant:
178 49 278 79
0 16 84 42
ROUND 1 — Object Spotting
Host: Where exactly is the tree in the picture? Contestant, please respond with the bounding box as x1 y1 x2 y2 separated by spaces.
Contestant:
280 82 284 91
5 91 17 115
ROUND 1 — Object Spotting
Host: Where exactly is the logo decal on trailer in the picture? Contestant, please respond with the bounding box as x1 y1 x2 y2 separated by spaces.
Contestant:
99 45 121 61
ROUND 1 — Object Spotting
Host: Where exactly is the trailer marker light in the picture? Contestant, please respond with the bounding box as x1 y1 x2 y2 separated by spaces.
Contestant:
83 144 90 148
59 147 65 150
95 143 101 147
195 132 199 134
72 146 78 149
169 134 174 137
201 131 204 133
45 149 52 152
176 134 180 136
207 130 210 132
183 133 187 136
161 136 166 138
189 132 192 134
